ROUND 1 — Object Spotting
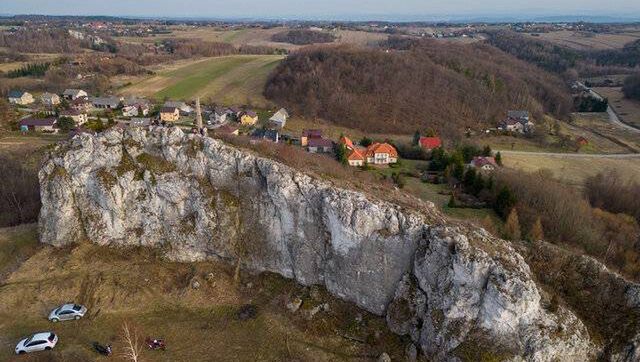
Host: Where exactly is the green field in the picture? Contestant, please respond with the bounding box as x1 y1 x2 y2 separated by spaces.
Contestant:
122 55 283 107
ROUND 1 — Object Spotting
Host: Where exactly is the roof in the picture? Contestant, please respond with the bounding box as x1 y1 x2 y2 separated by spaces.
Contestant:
419 136 442 149
19 117 57 127
91 96 121 106
365 143 398 158
251 129 279 142
63 88 85 96
216 125 239 134
71 97 91 105
302 129 322 138
41 92 59 99
340 136 355 149
269 108 288 123
243 110 258 118
164 101 187 108
8 90 28 98
347 148 364 161
507 110 529 119
123 97 150 106
308 137 334 148
471 156 497 168
160 107 178 113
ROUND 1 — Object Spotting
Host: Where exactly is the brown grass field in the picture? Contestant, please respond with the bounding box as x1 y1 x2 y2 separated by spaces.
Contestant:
0 224 407 361
593 87 640 129
572 112 640 152
502 153 640 187
527 30 640 50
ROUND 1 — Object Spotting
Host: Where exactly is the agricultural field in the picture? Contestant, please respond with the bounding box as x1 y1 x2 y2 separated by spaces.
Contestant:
572 112 640 153
121 55 283 107
0 224 406 361
527 30 640 50
501 152 640 187
593 87 640 129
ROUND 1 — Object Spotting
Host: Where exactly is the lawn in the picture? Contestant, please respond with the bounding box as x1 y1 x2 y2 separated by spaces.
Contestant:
528 30 640 50
121 55 284 107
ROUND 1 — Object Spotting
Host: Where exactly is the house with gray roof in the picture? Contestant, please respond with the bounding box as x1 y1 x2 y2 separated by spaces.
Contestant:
269 108 289 128
8 90 34 105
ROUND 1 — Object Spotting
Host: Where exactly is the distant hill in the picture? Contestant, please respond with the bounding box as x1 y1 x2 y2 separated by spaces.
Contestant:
265 41 572 137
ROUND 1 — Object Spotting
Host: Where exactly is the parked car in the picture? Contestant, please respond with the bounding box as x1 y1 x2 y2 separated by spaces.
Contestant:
48 303 87 322
15 332 58 354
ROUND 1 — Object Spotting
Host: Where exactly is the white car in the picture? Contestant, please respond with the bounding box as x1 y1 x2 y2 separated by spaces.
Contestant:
48 303 87 322
15 332 58 354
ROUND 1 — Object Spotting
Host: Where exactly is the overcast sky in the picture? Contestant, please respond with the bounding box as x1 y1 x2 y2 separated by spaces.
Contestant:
3 0 640 20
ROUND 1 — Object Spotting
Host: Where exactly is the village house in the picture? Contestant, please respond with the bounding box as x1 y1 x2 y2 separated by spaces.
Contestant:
240 110 259 126
208 107 230 126
91 96 122 109
470 156 498 172
62 89 88 100
498 110 535 134
122 104 149 117
364 143 398 165
19 117 58 133
70 97 93 112
59 110 88 125
307 137 334 153
8 90 34 105
419 136 442 151
251 129 279 143
340 136 398 166
577 136 589 147
160 107 180 122
164 101 193 115
269 108 289 129
41 92 61 106
301 129 323 147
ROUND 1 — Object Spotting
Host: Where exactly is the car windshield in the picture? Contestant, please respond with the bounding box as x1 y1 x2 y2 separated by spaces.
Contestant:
23 336 32 345
48 333 56 342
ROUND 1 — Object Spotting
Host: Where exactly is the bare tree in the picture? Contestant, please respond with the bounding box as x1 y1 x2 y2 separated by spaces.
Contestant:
120 321 143 362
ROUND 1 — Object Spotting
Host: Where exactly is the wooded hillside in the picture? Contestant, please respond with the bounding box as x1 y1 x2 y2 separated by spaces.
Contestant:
265 41 571 137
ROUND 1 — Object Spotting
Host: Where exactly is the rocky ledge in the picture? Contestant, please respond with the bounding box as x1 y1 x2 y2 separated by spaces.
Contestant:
39 127 596 360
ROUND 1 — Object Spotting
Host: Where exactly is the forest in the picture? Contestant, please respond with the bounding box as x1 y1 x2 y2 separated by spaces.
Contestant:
264 41 572 137
487 31 640 78
623 73 640 101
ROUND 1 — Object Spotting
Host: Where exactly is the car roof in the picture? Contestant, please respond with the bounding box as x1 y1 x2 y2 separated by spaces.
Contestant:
30 332 54 340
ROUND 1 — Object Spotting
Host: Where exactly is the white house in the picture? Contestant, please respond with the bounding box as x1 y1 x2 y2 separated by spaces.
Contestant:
8 90 34 105
269 108 289 128
62 89 88 100
41 92 61 106
60 110 88 125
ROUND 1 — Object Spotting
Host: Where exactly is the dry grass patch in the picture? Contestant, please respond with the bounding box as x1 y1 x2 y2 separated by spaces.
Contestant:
593 87 640 129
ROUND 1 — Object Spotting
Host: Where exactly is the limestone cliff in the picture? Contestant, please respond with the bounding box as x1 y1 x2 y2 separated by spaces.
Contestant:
39 127 596 360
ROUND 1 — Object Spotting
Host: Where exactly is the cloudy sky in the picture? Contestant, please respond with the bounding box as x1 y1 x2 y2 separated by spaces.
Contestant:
3 0 640 20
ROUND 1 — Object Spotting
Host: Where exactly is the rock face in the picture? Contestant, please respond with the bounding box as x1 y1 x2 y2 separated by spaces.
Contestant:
39 127 595 360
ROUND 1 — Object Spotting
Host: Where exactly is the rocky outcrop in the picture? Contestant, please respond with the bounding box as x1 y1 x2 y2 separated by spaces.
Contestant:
39 127 596 360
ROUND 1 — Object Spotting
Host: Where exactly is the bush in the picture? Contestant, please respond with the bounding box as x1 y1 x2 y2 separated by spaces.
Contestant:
622 73 640 101
0 155 40 227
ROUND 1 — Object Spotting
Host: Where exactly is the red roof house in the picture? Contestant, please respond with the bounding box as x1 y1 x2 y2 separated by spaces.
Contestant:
419 136 442 150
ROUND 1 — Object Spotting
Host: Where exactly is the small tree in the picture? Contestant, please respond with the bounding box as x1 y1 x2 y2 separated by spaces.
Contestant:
448 194 456 208
120 321 142 362
494 186 516 218
495 151 503 166
57 116 76 132
528 217 545 241
360 136 373 147
463 168 476 188
412 130 421 146
504 208 522 241
335 143 348 165
482 145 492 157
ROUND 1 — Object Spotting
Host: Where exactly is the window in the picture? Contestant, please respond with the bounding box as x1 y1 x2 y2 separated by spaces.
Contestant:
48 333 56 342
72 305 82 311
27 340 46 347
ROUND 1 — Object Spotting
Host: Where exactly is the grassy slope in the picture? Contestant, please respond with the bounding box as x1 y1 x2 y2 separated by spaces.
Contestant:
122 55 283 107
0 225 406 361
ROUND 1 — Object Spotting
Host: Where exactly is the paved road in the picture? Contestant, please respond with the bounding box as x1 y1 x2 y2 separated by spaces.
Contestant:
496 150 640 158
589 88 640 134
